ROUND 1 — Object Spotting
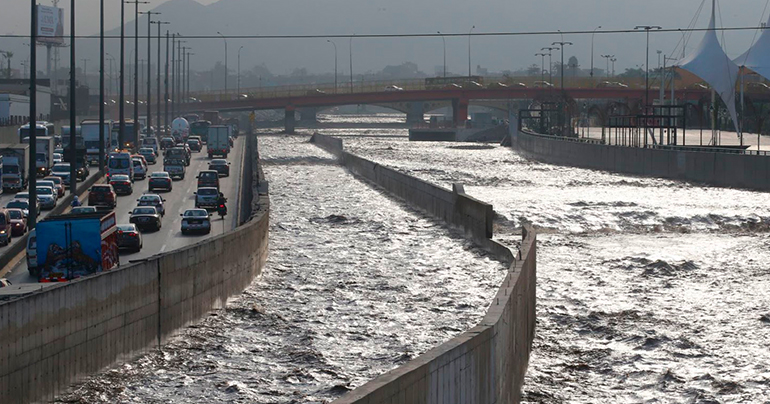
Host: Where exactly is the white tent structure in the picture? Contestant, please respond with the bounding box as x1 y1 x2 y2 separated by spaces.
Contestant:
676 0 740 135
734 14 770 79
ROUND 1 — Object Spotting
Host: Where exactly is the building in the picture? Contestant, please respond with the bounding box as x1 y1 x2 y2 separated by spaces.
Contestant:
0 79 52 122
0 94 30 126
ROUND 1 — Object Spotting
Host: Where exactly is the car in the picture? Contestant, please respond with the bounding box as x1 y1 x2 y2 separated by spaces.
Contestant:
194 187 220 209
141 136 160 155
52 153 63 164
70 206 98 215
137 194 166 216
180 209 211 235
0 279 11 287
384 85 404 92
35 186 57 210
88 184 117 209
43 176 65 197
165 147 190 166
129 206 162 231
26 229 37 276
533 81 554 88
197 170 220 189
50 163 72 187
160 137 175 150
188 136 202 144
139 147 157 164
109 174 134 195
177 143 192 162
54 147 64 155
7 208 26 236
148 171 173 192
186 139 202 152
132 158 148 180
37 180 59 199
208 159 230 177
163 158 186 180
7 199 35 218
116 224 143 251
0 209 12 246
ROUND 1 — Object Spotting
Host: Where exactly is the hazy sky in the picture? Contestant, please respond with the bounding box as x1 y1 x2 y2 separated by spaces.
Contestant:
2 0 770 75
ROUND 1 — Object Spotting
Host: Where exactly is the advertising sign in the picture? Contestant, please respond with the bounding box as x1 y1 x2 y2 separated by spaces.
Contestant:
36 5 64 45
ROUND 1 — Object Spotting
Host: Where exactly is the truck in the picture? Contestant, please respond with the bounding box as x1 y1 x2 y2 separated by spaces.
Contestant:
33 211 119 282
20 136 55 177
63 139 90 182
81 119 113 166
206 125 231 158
0 144 30 191
203 110 220 125
17 122 55 143
171 117 190 142
112 119 140 151
190 120 211 144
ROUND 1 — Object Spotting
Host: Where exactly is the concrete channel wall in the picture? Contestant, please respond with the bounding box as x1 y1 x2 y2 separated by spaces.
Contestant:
310 133 536 404
0 134 270 403
514 130 770 191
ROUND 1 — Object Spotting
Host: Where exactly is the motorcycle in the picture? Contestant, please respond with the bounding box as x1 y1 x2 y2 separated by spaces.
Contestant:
217 203 227 218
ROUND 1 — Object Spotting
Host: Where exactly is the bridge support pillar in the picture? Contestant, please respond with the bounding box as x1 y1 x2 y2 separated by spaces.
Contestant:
285 106 296 134
299 107 318 123
452 98 469 126
406 102 425 124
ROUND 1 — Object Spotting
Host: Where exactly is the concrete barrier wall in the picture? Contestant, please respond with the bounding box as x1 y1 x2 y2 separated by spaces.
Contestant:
514 130 770 191
310 133 536 404
0 134 270 403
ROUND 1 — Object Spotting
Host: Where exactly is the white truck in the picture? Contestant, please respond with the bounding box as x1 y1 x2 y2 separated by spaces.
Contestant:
32 136 55 177
81 119 113 166
206 125 231 158
0 144 30 191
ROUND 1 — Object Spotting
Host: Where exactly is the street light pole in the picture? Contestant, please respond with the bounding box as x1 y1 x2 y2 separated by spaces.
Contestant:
152 20 168 134
552 40 573 93
186 51 193 105
611 57 617 77
535 52 547 84
164 30 169 129
634 25 662 111
133 1 148 144
349 35 354 93
327 39 337 92
99 0 105 171
29 0 37 228
438 31 446 78
217 31 227 96
590 26 601 83
468 25 475 77
69 0 77 194
237 45 243 96
140 10 160 136
119 0 126 148
542 47 559 86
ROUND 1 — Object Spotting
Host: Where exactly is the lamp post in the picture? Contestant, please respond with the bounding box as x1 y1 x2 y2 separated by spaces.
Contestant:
133 1 148 143
610 57 617 77
151 20 168 134
99 0 105 171
349 35 354 93
601 54 613 78
186 51 193 105
28 0 37 228
590 26 601 82
468 25 475 77
140 10 160 136
119 0 126 148
634 25 662 110
327 39 338 92
237 45 243 96
164 30 169 129
552 39 573 92
542 47 559 86
217 31 228 96
535 52 547 84
69 0 77 194
438 31 446 78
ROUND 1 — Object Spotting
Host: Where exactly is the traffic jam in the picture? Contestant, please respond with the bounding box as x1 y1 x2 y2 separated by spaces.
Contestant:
6 114 238 284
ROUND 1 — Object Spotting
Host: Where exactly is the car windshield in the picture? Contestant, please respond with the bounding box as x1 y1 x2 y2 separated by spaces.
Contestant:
140 148 153 154
7 201 27 209
132 160 143 167
132 207 156 215
139 195 159 202
109 159 130 169
150 172 169 178
210 160 226 165
36 153 46 162
38 181 55 188
111 175 130 182
15 193 29 199
52 164 70 173
200 172 217 179
91 186 111 193
198 188 218 196
8 210 22 219
117 225 136 232
44 177 62 185
184 210 207 217
165 159 184 165
3 166 19 174
36 188 53 195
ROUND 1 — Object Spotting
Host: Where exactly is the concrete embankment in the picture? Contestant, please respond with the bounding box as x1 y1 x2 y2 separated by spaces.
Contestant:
0 134 269 403
513 129 770 191
311 133 536 404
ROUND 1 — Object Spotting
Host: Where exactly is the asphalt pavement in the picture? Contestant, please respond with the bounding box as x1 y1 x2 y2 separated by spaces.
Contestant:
4 137 245 284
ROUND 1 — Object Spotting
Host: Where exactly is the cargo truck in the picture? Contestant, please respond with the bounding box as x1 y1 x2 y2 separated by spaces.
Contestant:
203 110 220 125
206 125 231 158
190 120 211 144
0 144 30 191
81 119 113 166
33 211 119 282
21 136 55 177
112 119 140 151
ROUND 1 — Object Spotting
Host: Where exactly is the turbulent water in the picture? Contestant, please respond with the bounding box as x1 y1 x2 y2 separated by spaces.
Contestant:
316 115 770 403
55 132 507 403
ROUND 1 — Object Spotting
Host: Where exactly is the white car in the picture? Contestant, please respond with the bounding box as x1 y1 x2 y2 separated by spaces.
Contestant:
53 153 63 164
132 158 147 180
35 186 57 210
51 163 72 187
180 209 211 235
384 85 404 92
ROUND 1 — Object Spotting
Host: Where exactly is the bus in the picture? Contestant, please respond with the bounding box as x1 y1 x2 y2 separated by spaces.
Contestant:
18 122 55 143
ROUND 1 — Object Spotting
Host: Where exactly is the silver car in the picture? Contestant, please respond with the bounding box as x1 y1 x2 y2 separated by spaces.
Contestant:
180 209 211 235
35 186 57 209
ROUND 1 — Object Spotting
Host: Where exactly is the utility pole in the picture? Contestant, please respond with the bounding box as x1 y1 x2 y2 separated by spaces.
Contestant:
237 45 243 96
131 1 149 144
327 39 337 92
535 52 547 84
140 10 161 136
29 0 37 228
217 31 228 96
438 31 446 78
590 26 601 83
186 51 193 106
601 54 613 78
542 47 559 86
349 35 354 93
164 30 169 130
152 20 169 134
99 0 105 172
69 0 77 194
468 25 475 77
552 39 573 93
119 0 126 147
634 25 662 147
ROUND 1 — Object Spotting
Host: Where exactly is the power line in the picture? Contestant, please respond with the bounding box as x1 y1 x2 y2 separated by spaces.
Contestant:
2 25 770 40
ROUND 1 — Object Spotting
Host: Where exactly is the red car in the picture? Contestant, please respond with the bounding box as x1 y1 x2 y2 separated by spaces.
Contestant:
88 184 117 209
7 208 26 236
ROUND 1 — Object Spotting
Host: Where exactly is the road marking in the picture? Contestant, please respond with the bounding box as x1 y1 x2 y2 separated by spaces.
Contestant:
160 244 167 252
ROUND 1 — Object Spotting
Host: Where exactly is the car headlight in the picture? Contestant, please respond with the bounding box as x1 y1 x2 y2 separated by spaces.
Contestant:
0 230 7 234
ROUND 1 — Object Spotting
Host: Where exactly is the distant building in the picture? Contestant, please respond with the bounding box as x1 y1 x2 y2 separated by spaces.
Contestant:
0 79 52 122
0 94 30 126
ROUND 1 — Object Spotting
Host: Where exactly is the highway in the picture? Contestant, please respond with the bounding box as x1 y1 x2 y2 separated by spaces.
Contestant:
3 137 245 285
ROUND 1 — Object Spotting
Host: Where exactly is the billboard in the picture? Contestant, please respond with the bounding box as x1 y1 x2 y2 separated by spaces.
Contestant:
36 5 64 45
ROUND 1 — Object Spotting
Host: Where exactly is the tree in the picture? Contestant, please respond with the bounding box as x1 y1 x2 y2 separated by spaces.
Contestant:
618 67 645 78
526 64 540 76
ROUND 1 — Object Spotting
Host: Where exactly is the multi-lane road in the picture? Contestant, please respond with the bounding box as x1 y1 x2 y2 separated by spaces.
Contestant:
2 137 245 285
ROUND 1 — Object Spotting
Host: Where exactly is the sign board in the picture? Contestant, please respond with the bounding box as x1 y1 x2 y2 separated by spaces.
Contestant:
36 5 64 45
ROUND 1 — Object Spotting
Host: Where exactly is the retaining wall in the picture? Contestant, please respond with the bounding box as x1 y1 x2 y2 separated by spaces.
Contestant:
514 130 770 191
0 134 269 403
310 133 536 404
